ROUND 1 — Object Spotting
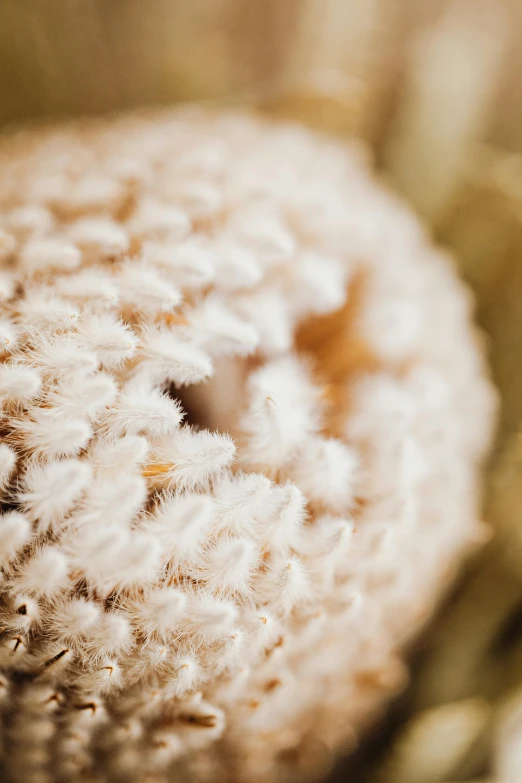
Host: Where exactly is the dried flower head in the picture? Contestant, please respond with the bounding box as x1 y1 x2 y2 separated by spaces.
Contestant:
0 108 495 783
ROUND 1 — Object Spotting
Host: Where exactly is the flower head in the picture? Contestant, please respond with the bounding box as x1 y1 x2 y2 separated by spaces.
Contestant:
0 108 496 782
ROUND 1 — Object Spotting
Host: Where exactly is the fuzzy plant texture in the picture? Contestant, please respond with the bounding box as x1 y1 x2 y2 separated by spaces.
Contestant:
0 108 496 783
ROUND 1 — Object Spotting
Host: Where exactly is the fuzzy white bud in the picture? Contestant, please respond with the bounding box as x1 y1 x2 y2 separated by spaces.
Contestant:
67 218 129 261
16 548 69 598
20 238 81 275
74 312 137 367
0 364 42 404
103 378 183 439
0 107 495 783
14 410 93 460
145 428 236 490
137 326 213 386
20 459 92 533
0 443 17 488
0 512 32 567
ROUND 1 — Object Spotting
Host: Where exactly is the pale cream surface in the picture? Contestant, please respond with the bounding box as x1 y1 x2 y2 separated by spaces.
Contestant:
0 109 495 783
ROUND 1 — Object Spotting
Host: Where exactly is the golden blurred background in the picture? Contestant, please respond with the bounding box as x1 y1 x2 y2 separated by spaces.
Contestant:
1 1 522 780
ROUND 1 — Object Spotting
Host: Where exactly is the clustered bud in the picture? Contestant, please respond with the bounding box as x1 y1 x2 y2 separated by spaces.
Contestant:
0 108 495 783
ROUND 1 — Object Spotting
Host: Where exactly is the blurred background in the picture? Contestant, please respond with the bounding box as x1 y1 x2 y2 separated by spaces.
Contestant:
1 1 521 780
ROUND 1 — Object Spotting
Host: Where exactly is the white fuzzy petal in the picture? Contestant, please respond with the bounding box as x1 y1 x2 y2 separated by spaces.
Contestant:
136 327 213 386
274 556 311 613
53 268 119 307
344 373 416 444
14 290 80 330
83 613 133 659
166 654 201 697
20 238 81 275
0 271 15 302
117 262 182 314
68 526 160 595
187 297 258 358
213 240 262 291
290 437 359 513
146 428 236 490
20 459 92 533
73 473 147 529
240 357 321 469
234 289 293 355
75 313 137 366
128 198 191 242
257 482 307 553
50 598 102 642
146 493 215 567
129 588 187 642
0 444 17 488
21 333 98 378
14 411 92 460
359 293 423 363
5 205 53 240
67 218 129 261
184 594 238 641
189 537 258 597
87 435 150 476
228 211 295 266
64 175 124 216
16 548 69 598
0 364 42 404
0 512 32 567
103 378 183 438
174 181 223 220
0 320 19 353
285 250 350 317
45 372 118 419
213 472 272 535
144 238 215 289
